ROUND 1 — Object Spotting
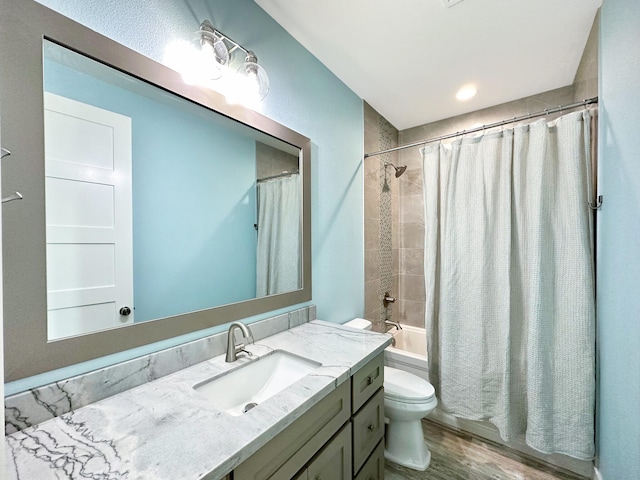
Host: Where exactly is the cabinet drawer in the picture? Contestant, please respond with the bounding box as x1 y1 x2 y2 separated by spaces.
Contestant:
354 439 384 480
352 388 385 473
351 353 384 412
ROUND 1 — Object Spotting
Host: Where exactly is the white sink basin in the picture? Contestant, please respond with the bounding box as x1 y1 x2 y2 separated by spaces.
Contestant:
194 350 321 416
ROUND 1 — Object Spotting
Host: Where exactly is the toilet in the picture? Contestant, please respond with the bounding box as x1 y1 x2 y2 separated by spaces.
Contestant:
344 318 438 471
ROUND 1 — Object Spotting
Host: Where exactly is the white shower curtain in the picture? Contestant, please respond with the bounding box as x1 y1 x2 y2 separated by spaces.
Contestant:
256 174 301 296
422 110 595 459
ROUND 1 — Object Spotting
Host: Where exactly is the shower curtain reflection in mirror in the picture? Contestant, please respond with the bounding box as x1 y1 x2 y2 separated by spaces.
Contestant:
256 174 302 296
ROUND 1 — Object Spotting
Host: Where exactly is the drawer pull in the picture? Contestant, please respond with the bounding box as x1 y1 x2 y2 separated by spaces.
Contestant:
367 423 375 432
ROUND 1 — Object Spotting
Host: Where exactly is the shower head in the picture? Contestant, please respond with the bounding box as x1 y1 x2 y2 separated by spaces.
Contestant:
384 162 407 178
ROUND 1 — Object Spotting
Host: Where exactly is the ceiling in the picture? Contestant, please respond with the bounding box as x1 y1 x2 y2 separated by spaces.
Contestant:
255 0 602 130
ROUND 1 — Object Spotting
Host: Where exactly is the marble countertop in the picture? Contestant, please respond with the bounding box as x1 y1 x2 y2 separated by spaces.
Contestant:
5 320 391 480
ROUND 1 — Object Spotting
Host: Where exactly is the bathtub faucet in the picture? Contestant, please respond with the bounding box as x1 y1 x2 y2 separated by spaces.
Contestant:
384 319 402 332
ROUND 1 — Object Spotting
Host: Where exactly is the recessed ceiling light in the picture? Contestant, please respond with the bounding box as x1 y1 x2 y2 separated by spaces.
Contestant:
456 84 477 101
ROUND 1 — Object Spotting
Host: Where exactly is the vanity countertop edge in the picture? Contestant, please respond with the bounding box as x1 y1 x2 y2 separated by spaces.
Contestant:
4 320 392 480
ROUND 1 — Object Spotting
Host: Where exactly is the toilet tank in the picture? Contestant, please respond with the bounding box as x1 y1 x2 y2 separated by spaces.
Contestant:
343 318 372 330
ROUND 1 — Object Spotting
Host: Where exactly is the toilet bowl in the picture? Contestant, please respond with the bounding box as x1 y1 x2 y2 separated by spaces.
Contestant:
343 318 438 471
384 366 437 470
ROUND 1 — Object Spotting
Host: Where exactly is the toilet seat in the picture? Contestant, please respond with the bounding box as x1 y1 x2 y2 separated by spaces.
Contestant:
384 366 435 404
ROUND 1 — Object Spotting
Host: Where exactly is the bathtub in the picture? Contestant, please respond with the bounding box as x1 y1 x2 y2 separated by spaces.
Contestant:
384 325 430 382
384 325 593 478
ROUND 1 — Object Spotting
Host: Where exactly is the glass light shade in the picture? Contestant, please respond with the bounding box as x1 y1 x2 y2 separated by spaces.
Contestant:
195 28 229 81
237 53 269 102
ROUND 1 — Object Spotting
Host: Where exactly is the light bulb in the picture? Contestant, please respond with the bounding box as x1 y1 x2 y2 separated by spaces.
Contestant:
248 70 260 93
237 52 269 102
195 22 229 81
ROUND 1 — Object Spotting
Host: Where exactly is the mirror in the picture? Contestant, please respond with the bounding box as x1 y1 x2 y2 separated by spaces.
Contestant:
0 0 311 380
43 41 302 340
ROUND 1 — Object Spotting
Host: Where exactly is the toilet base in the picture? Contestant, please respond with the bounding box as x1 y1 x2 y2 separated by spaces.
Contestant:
385 447 431 471
384 419 432 471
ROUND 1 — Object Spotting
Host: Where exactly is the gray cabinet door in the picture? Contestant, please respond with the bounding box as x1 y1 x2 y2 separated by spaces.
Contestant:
306 423 352 480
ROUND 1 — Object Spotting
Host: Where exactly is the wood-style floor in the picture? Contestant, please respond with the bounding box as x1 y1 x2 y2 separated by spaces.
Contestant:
384 420 587 480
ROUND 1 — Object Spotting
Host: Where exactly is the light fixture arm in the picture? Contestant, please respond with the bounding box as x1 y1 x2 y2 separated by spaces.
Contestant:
200 20 251 58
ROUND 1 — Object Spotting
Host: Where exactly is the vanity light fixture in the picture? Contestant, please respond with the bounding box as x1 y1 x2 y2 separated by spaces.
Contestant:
196 20 270 101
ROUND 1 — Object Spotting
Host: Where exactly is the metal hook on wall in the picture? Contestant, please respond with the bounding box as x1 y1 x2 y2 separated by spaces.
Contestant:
2 192 23 204
1 146 24 204
589 195 603 210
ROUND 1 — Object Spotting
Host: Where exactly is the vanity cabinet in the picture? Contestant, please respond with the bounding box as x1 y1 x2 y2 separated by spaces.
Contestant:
232 381 351 480
353 441 385 480
232 353 385 480
351 353 383 412
350 354 385 480
352 388 384 474
292 423 352 480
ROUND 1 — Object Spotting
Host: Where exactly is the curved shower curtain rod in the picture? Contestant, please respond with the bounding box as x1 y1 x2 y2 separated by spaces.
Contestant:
364 96 598 159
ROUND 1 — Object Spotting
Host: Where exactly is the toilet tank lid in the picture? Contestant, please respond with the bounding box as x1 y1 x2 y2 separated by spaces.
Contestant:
384 366 435 401
343 318 372 330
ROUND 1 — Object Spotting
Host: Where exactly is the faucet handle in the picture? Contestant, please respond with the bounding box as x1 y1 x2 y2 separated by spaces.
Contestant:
383 292 397 308
236 345 253 357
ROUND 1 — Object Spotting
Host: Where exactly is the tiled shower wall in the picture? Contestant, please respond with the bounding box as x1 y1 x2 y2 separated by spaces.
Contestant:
364 13 599 331
364 103 399 332
255 142 299 179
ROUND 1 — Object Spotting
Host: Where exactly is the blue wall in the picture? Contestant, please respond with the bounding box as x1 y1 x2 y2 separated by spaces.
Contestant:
597 0 640 477
44 54 258 322
7 0 364 393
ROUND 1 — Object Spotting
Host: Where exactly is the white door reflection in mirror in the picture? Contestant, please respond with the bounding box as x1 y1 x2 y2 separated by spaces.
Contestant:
44 93 134 340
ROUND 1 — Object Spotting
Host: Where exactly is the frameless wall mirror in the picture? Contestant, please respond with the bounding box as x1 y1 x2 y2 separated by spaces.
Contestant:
0 0 311 381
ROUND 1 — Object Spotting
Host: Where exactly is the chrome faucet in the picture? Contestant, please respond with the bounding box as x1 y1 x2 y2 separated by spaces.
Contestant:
225 321 254 362
384 319 402 332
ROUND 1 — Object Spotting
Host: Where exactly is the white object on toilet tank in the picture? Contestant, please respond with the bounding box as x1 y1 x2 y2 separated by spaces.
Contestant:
344 318 372 330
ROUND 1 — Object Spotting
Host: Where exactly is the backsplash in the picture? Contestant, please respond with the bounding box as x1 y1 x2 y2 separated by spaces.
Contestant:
5 306 315 435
